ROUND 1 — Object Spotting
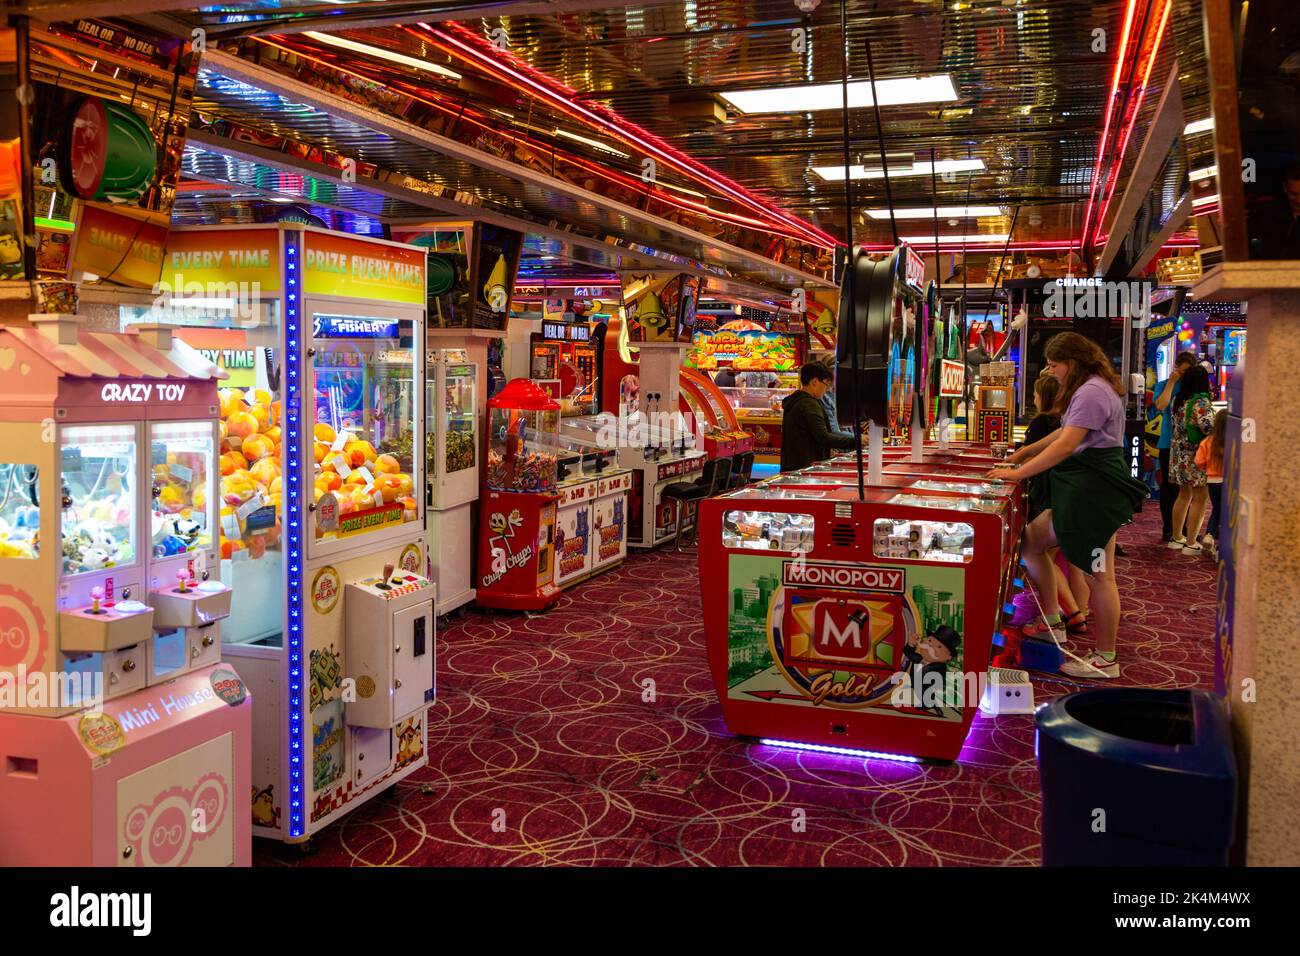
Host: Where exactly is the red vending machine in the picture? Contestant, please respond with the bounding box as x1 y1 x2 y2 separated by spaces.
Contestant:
476 379 562 610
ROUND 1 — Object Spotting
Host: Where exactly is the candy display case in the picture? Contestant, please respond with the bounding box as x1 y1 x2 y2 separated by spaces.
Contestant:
476 378 563 609
0 319 252 867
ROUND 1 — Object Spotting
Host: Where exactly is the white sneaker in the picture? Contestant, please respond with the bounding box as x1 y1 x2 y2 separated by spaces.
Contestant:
1182 543 1203 556
1167 537 1187 549
1060 653 1120 679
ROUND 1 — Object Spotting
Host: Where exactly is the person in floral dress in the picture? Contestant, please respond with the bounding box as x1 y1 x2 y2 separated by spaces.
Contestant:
1168 365 1217 554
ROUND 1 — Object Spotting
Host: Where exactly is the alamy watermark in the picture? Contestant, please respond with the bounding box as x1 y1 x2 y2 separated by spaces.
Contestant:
1042 278 1154 327
1 664 104 713
147 273 264 325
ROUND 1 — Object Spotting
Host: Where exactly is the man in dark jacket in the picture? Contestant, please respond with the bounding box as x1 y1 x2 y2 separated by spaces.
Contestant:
780 363 858 471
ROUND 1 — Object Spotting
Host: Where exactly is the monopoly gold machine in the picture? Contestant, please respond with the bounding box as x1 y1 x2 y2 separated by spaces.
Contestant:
696 246 1028 762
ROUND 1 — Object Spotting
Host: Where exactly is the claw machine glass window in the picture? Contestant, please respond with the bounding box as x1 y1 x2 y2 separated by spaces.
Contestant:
59 424 137 576
311 313 420 544
0 464 40 559
436 349 477 476
148 421 216 560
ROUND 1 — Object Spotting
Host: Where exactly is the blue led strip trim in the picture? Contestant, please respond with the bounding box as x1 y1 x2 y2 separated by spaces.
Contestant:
283 229 307 837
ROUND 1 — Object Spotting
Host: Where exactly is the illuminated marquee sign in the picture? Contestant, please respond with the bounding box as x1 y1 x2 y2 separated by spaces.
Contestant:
903 246 926 292
939 359 965 398
312 316 399 339
541 321 592 342
100 381 188 403
783 561 905 593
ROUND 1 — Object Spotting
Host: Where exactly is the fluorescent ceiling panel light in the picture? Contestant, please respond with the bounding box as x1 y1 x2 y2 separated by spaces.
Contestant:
898 233 1011 244
304 31 461 81
864 205 1002 220
1189 165 1218 182
720 75 957 114
553 128 630 159
1192 194 1220 207
1183 117 1215 136
812 158 984 181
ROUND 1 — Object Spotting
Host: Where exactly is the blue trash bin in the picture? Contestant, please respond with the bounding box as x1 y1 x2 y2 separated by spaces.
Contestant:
1036 688 1237 866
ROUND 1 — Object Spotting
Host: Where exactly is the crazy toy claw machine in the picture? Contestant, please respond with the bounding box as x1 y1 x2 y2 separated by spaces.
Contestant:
476 378 562 610
154 225 434 845
0 317 252 866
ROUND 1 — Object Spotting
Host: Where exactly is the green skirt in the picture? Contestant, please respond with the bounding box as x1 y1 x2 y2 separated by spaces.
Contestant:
1048 446 1148 571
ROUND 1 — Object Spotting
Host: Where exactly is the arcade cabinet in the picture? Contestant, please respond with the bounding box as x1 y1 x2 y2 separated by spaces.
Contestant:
0 317 252 866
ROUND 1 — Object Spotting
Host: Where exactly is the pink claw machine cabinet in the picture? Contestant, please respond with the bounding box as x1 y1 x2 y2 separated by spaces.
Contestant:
0 317 251 866
476 378 562 610
150 224 434 846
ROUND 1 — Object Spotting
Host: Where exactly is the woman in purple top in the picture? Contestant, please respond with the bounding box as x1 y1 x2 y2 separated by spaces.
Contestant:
987 333 1148 679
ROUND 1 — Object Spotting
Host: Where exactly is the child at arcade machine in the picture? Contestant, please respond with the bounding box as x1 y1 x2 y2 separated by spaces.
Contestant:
988 333 1148 679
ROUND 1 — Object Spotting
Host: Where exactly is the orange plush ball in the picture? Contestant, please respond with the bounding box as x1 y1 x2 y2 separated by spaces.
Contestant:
345 440 377 467
242 433 275 461
314 423 336 444
219 389 248 419
374 454 400 475
226 411 259 439
250 457 280 487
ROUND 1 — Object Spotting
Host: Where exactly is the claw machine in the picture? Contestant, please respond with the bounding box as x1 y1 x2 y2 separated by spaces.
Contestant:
426 347 480 614
0 316 252 866
149 224 434 844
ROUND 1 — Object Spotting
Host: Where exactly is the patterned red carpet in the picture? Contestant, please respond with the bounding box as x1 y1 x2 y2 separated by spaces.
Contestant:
256 509 1217 867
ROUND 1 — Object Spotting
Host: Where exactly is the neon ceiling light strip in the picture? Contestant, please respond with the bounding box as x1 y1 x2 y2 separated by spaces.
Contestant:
414 22 839 250
252 37 824 247
1079 0 1140 253
1091 0 1173 248
302 30 461 80
759 738 922 763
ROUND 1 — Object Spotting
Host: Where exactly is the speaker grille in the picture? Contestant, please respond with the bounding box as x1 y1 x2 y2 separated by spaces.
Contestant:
831 523 856 547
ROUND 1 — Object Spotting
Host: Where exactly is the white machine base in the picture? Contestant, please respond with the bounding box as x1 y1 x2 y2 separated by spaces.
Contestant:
428 504 477 615
979 667 1035 717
